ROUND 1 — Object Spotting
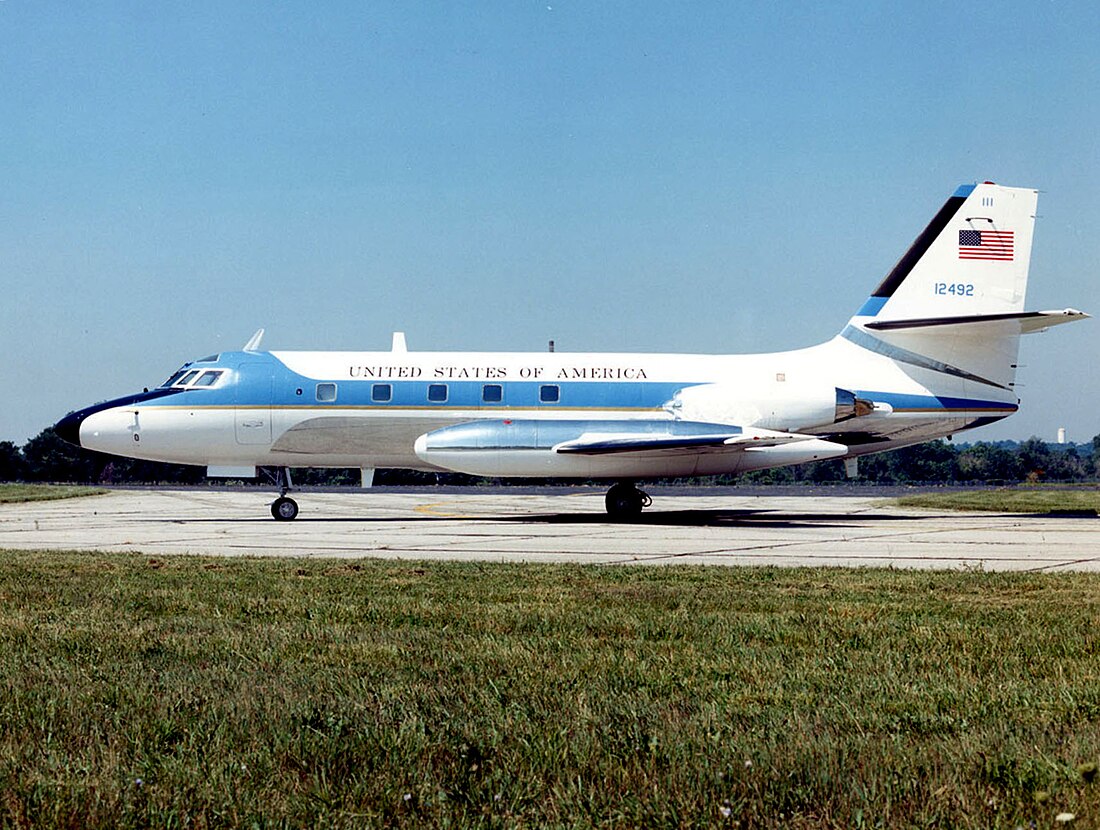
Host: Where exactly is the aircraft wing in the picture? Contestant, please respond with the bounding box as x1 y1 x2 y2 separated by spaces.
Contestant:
553 427 818 455
414 418 848 477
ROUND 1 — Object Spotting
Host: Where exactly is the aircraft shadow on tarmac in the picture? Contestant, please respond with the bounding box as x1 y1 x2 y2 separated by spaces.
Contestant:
502 509 937 528
176 508 937 529
519 510 866 527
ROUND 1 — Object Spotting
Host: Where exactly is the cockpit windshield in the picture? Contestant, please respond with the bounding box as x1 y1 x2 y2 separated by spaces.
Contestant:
177 370 202 386
160 363 226 389
161 369 189 388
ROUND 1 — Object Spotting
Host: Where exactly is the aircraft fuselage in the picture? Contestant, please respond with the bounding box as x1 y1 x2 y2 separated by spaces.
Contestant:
57 336 1016 478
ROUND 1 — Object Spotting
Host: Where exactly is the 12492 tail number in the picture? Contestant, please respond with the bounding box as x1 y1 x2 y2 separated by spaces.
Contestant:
934 283 974 296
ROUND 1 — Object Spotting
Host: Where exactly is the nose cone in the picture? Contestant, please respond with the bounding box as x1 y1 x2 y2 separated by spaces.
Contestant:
55 387 187 456
55 409 87 447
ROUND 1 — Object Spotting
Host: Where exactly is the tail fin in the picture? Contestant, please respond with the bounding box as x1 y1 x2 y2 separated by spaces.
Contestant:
840 182 1088 392
851 182 1037 323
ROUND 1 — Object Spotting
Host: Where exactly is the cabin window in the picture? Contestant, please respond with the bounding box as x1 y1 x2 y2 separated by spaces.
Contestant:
372 383 392 403
177 370 201 386
193 370 223 387
482 384 503 403
428 383 448 403
316 383 338 402
540 384 560 403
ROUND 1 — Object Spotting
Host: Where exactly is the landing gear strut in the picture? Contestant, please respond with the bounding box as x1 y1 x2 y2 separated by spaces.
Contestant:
263 467 299 521
605 481 651 519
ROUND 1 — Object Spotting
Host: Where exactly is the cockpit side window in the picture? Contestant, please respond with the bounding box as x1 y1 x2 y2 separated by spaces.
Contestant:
193 370 224 387
177 370 202 386
162 370 188 388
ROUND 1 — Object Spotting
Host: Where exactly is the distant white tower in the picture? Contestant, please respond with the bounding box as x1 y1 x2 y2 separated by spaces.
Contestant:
1057 427 1067 444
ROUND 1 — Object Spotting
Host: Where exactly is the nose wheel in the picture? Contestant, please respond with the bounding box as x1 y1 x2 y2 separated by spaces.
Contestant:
271 496 299 521
605 482 651 519
263 467 300 521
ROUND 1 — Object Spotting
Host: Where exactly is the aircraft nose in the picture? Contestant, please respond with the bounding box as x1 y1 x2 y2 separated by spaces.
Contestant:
54 409 87 447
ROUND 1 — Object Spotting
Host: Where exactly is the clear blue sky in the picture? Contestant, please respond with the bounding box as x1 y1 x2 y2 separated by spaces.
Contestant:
2 1 1097 444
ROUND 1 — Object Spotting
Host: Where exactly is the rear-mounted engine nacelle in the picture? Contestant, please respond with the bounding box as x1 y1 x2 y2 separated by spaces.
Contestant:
670 381 873 431
834 388 876 422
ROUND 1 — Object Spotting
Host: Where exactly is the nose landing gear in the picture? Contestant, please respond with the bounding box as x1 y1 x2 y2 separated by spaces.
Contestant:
264 467 299 521
605 482 652 519
271 495 299 521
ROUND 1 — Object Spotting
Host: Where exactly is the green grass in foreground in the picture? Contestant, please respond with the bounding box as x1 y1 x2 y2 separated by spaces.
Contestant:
0 483 106 503
896 487 1100 515
1 554 1099 829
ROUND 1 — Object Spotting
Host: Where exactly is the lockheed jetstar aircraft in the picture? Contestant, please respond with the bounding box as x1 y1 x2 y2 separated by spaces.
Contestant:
56 183 1087 520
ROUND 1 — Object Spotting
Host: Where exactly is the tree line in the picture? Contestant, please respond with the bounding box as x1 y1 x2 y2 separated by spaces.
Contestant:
2 427 1099 487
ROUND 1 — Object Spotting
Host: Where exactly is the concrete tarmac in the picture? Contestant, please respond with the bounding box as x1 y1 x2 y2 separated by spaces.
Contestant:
0 488 1098 571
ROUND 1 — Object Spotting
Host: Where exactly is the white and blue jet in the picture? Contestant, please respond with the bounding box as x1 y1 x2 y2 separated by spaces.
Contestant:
57 182 1087 519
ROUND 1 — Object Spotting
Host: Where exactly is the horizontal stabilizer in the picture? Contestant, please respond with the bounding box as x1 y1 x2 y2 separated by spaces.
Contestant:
865 308 1089 334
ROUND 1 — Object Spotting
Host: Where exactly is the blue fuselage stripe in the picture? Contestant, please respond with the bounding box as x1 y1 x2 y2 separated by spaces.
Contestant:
126 352 686 409
130 354 1017 416
856 390 1016 412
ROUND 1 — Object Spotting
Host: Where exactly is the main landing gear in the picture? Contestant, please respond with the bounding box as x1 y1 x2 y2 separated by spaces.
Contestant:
264 467 299 521
605 481 652 519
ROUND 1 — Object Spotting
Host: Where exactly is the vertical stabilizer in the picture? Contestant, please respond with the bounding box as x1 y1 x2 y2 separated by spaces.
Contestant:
842 183 1040 392
850 182 1037 323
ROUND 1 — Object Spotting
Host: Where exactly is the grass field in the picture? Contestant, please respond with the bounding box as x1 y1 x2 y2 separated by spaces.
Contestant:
0 484 105 503
896 487 1100 515
1 553 1099 828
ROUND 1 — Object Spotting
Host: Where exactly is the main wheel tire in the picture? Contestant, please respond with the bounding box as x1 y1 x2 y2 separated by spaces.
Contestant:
271 496 299 521
605 483 645 519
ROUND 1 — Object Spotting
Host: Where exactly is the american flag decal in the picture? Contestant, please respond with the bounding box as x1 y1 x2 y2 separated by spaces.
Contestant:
959 229 1014 261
